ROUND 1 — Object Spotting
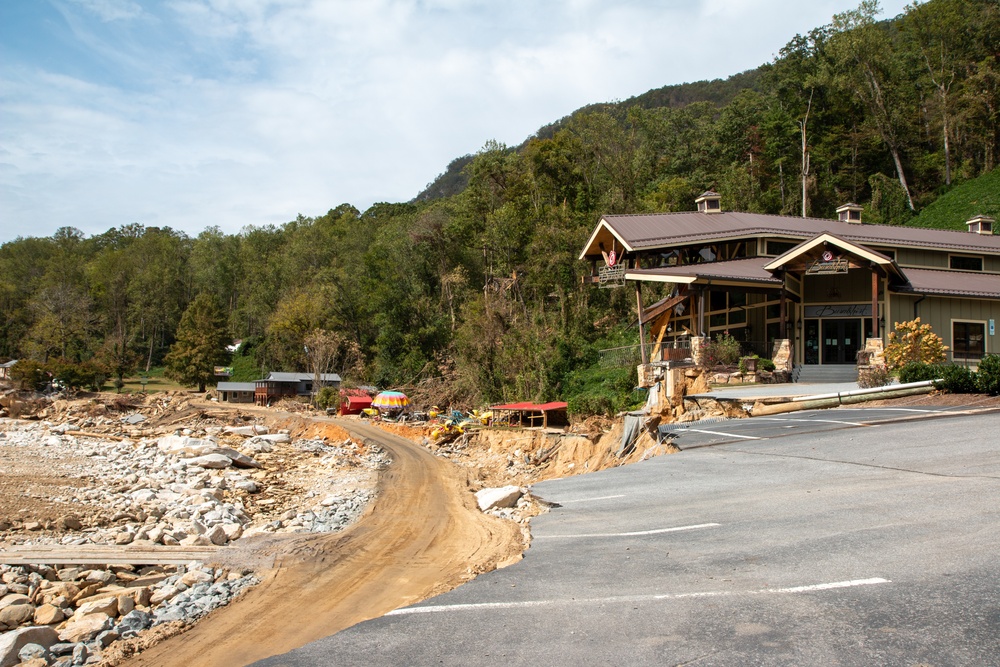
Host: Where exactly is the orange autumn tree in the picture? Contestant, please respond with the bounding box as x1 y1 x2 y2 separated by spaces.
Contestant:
884 317 948 370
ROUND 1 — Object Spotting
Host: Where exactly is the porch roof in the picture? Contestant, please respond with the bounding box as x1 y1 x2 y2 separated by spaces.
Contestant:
893 267 1000 300
216 382 256 392
624 257 781 287
762 232 906 281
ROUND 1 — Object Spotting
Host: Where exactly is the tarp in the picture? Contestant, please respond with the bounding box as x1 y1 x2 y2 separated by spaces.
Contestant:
491 401 568 412
619 412 646 457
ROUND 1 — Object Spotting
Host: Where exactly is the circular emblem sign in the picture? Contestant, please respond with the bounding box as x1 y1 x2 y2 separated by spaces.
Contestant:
608 250 617 266
822 250 834 262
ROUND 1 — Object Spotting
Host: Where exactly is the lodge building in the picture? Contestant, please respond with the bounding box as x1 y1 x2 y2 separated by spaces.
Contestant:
580 192 999 375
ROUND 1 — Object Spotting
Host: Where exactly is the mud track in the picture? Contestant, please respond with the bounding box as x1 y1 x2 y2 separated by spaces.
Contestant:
122 417 522 667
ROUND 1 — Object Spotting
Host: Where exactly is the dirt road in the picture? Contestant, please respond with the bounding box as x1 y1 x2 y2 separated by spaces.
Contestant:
120 417 523 667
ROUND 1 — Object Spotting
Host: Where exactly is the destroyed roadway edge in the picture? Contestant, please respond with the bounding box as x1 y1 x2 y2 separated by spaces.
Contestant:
119 412 523 667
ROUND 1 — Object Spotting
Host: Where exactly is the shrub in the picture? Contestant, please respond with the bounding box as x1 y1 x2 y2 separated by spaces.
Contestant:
935 364 977 394
565 365 641 417
315 386 339 410
974 354 1000 395
858 366 892 388
897 361 942 384
9 360 47 391
884 318 947 370
704 332 741 367
736 354 776 375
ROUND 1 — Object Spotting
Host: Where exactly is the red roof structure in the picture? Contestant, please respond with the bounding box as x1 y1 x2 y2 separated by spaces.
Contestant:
339 388 374 415
490 401 569 428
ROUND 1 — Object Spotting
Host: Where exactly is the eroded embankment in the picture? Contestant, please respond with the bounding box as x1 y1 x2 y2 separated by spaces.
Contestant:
120 416 522 667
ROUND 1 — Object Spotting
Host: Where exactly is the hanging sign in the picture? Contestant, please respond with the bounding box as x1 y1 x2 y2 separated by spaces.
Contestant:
806 253 850 274
607 249 617 267
804 304 872 318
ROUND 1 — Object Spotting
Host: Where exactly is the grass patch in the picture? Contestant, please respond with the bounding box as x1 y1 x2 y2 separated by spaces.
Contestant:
910 168 1000 230
106 367 190 394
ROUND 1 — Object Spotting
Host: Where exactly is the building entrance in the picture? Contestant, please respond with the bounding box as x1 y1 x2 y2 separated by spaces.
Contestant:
804 317 873 364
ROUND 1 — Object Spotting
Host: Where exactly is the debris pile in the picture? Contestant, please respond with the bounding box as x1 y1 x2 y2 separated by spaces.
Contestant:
0 561 256 666
1 419 382 549
1 396 383 664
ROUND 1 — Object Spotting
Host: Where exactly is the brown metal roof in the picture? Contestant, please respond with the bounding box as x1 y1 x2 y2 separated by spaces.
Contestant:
584 211 1000 257
894 267 1000 300
626 257 782 286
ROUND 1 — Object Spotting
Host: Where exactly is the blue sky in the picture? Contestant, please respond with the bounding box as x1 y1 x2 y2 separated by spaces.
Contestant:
0 0 910 243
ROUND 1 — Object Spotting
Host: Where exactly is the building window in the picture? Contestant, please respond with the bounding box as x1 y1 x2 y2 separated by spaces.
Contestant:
766 240 797 256
953 321 986 361
950 255 983 271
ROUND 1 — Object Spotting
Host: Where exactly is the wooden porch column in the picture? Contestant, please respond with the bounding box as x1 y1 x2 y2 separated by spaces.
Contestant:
697 288 706 336
779 288 787 339
871 269 880 339
636 281 648 364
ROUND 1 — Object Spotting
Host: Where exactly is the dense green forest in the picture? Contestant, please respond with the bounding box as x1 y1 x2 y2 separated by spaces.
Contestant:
2 0 998 410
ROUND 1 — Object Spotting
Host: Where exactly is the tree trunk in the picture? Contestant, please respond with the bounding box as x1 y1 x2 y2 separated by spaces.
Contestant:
890 146 916 211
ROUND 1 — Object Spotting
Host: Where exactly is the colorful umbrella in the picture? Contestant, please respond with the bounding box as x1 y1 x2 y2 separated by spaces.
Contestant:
372 391 409 409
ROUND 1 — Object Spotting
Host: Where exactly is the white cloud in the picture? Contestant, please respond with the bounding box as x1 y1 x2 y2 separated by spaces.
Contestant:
69 0 144 22
0 0 912 242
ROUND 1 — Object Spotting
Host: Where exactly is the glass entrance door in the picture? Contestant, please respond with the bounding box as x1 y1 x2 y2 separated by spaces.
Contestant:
822 319 862 364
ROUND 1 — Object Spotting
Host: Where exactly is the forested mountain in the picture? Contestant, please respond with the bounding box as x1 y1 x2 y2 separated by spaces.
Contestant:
2 0 999 410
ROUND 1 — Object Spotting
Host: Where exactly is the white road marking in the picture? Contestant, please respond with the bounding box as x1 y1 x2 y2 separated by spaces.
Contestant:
559 494 626 504
685 429 762 440
534 523 720 539
386 578 891 616
869 407 947 413
753 417 865 426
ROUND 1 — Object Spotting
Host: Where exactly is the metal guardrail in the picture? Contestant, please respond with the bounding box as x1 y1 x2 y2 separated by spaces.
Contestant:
598 345 642 368
599 339 692 368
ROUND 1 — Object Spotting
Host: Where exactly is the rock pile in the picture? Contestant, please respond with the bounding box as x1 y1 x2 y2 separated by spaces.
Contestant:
1 422 384 548
0 561 257 666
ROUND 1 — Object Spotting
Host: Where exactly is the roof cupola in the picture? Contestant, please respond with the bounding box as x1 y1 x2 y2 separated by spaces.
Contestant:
695 191 722 214
966 215 994 235
836 203 863 224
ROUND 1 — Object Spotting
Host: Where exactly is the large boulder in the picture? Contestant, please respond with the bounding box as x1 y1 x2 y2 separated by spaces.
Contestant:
156 435 219 457
215 447 262 468
185 453 233 469
0 594 29 610
0 626 59 667
58 613 113 644
0 604 35 629
32 604 64 625
73 596 117 619
475 486 523 511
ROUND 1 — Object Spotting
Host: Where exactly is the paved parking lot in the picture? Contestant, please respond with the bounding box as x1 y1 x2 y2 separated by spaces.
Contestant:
662 405 979 448
256 406 1000 666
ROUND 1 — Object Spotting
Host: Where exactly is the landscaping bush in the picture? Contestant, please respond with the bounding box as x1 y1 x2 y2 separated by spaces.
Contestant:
884 318 948 370
759 358 776 372
935 364 977 394
858 366 891 388
897 361 941 384
704 332 741 367
974 354 1000 395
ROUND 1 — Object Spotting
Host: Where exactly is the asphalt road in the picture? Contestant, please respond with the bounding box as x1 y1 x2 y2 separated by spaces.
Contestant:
255 406 1000 666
